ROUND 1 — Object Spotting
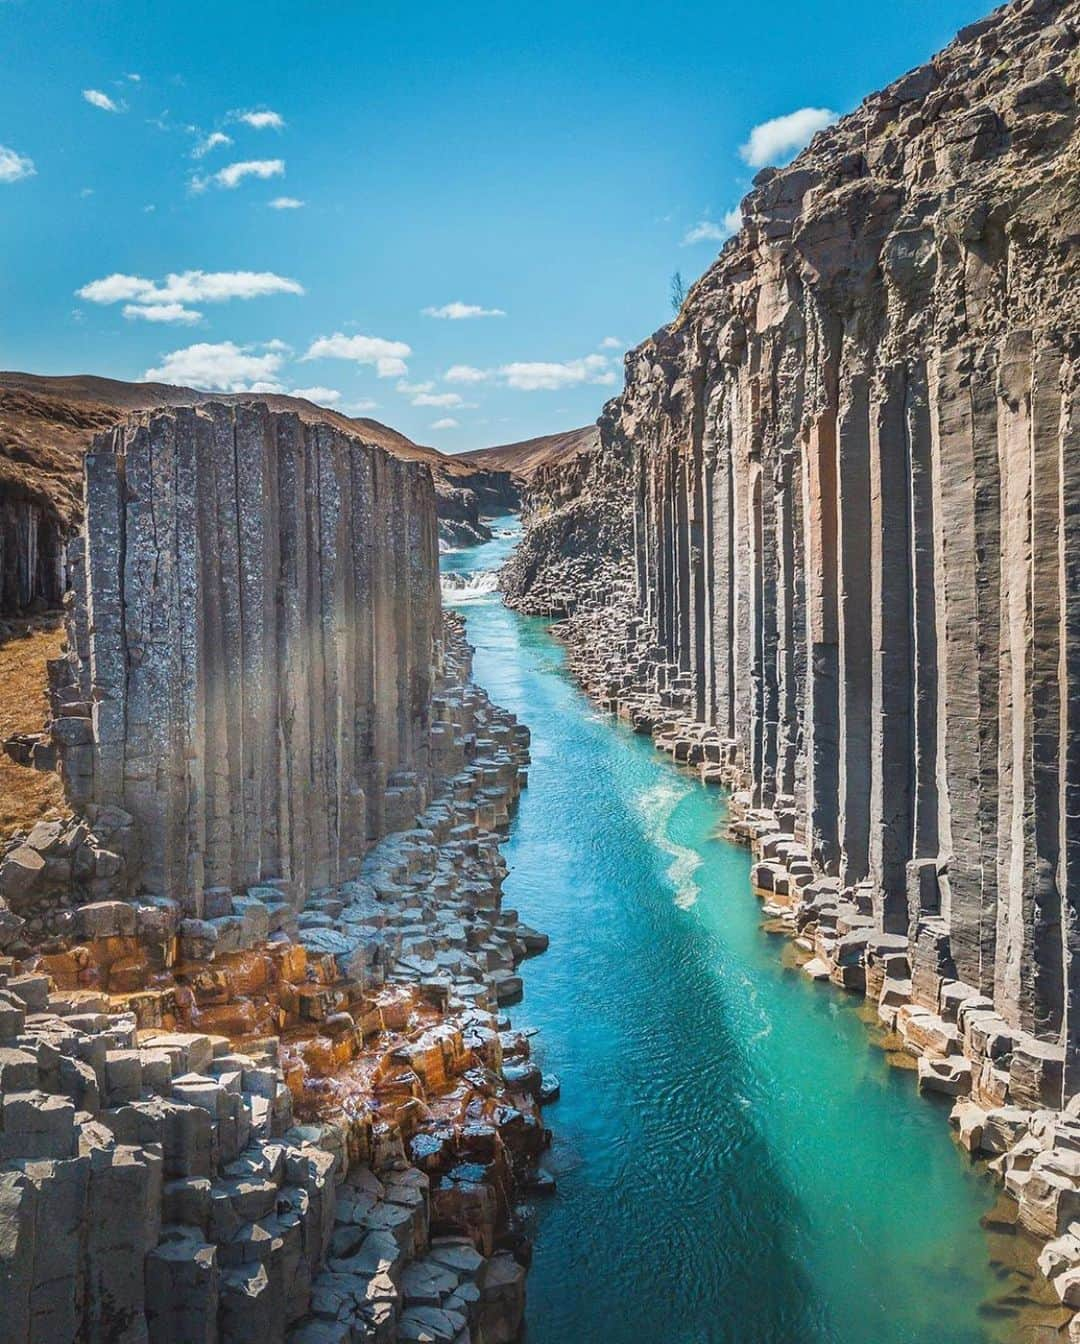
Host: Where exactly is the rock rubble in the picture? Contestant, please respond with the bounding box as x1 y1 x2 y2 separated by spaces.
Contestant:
0 613 547 1344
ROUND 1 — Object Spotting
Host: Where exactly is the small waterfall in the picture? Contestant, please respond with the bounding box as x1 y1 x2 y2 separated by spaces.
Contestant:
441 569 500 603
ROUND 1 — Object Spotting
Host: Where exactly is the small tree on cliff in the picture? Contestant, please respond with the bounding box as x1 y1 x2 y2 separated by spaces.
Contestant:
670 270 686 314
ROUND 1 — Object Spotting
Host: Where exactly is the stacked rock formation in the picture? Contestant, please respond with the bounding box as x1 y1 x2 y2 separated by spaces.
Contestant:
514 0 1080 1094
0 405 551 1342
506 0 1080 1315
0 622 545 1344
50 404 442 911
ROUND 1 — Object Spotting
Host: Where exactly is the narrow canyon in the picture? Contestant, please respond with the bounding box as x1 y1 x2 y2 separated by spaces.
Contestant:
1 0 1079 1341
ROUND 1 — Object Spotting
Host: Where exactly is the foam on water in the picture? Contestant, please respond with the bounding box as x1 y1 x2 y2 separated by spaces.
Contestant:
441 569 500 603
441 516 1016 1344
635 778 702 908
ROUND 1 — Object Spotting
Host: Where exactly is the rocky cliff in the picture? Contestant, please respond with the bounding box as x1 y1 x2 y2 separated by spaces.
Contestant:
492 423 634 616
50 404 441 911
511 0 1080 1106
0 375 516 614
0 404 547 1344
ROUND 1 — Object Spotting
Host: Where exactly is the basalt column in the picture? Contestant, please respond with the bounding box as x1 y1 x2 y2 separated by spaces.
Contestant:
550 0 1080 1106
54 403 441 913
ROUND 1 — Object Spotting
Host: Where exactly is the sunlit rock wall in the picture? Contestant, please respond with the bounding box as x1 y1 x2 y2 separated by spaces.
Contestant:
54 403 441 911
518 0 1080 1096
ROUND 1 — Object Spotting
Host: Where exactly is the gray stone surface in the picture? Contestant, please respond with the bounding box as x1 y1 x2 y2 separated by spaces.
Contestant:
54 404 441 917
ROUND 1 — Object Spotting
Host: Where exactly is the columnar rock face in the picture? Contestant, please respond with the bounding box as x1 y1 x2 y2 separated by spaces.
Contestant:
0 495 66 614
512 0 1080 1096
52 404 442 913
0 374 519 613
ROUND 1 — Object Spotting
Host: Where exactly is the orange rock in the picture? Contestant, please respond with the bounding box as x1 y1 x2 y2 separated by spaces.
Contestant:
306 953 338 986
373 1069 423 1106
90 934 140 968
221 950 271 998
195 1001 257 1036
299 1035 338 1076
106 957 152 993
282 1057 307 1099
37 949 84 988
189 968 232 1007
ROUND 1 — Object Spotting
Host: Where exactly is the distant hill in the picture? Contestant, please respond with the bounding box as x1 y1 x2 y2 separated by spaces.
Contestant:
455 425 599 477
0 371 479 525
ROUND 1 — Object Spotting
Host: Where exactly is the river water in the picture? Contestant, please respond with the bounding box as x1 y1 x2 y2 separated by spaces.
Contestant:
442 520 1021 1344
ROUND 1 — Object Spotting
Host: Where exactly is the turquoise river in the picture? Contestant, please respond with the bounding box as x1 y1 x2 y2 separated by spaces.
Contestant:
442 519 1032 1344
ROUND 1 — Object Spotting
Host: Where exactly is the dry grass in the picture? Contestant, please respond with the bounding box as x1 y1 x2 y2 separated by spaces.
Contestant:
0 616 66 837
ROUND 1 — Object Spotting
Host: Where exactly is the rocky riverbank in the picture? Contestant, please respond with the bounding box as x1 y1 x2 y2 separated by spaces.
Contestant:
0 399 553 1344
498 0 1080 1332
504 577 1080 1338
0 610 552 1344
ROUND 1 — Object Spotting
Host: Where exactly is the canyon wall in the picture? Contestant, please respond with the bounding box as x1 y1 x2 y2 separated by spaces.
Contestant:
0 495 66 614
0 403 544 1344
52 403 441 912
499 412 632 616
0 375 515 617
513 0 1080 1098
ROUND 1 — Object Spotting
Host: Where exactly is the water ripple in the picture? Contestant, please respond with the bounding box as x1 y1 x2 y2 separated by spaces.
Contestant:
442 520 1008 1344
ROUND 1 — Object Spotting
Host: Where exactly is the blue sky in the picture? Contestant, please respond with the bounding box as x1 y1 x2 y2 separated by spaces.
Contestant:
1 0 989 452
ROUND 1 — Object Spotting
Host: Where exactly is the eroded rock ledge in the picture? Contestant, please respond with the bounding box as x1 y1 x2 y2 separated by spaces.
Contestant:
505 0 1080 1328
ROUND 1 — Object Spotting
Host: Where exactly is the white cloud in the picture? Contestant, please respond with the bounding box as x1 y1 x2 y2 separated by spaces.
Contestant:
123 302 202 324
397 380 434 396
144 340 286 392
192 131 232 158
289 385 341 404
499 354 614 392
213 158 284 188
681 219 727 246
303 332 411 379
345 399 378 413
83 88 121 113
126 73 141 82
739 107 836 168
0 145 35 183
235 109 285 130
599 336 622 350
431 417 459 430
268 196 304 209
723 207 742 234
422 301 506 320
412 391 463 408
443 364 489 384
77 268 304 306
